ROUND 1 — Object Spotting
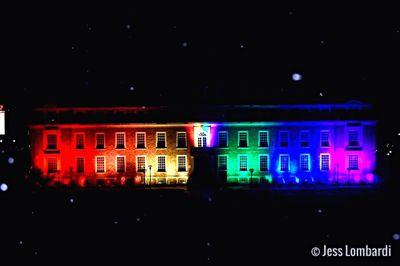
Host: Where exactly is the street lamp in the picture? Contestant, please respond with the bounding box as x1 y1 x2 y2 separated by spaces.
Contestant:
148 165 152 187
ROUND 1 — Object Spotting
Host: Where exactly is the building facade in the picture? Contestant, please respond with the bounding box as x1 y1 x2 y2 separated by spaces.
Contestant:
28 104 377 186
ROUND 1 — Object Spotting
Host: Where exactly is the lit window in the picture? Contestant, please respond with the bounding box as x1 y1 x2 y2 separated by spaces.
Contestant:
198 132 207 147
136 132 146 149
96 133 105 149
116 133 126 149
47 158 57 173
348 155 359 170
76 133 84 149
348 130 360 146
76 157 84 173
259 131 269 147
239 155 248 171
280 154 289 171
238 131 248 147
157 132 166 148
259 155 269 171
300 131 310 147
300 154 310 171
137 156 146 172
96 156 105 173
116 156 125 173
47 134 57 149
320 131 330 147
218 155 228 171
218 131 228 147
279 131 289 147
177 155 187 172
157 156 166 172
320 154 330 171
177 132 187 148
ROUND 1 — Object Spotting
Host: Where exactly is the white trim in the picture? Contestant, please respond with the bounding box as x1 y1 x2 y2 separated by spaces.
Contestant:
320 153 331 171
177 155 187 172
115 155 126 173
259 154 269 172
156 155 167 172
115 132 126 149
176 131 187 149
279 154 290 172
135 132 146 149
238 131 249 148
299 153 311 172
238 154 248 172
136 155 147 172
258 130 269 147
95 156 106 173
156 132 167 149
95 132 106 149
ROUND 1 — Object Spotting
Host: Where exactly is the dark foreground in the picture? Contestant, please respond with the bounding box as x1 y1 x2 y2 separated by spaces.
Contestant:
1 185 399 265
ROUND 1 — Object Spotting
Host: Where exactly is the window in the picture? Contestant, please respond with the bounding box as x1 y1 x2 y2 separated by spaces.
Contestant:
116 156 125 173
300 131 310 147
156 132 166 148
76 157 84 173
239 155 248 171
218 155 228 171
259 131 269 147
136 132 146 149
96 156 105 173
177 155 187 172
279 131 289 147
47 134 57 149
348 155 359 170
218 131 228 147
47 157 57 173
136 156 146 172
238 131 248 147
348 130 360 146
259 155 269 171
76 133 84 149
198 132 207 147
320 131 330 147
115 132 126 149
280 154 289 171
300 154 310 171
320 154 330 171
176 132 187 148
96 133 105 149
157 156 166 172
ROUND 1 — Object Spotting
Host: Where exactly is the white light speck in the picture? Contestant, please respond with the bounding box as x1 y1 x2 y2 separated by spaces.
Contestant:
182 42 188 48
114 221 118 225
398 133 400 136
386 153 390 156
386 144 390 147
206 242 211 246
12 139 16 143
320 40 325 44
69 198 74 203
240 44 244 49
126 24 131 29
208 197 212 202
393 233 400 240
136 217 141 222
0 139 2 143
32 211 35 215
292 73 302 81
130 86 135 91
72 46 75 50
19 241 23 245
319 92 323 96
317 209 322 214
34 251 38 255
389 150 392 154
8 157 14 164
51 119 55 122
289 11 293 15
0 183 8 192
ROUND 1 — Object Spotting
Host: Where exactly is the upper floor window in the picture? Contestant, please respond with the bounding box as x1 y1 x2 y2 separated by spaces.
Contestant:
47 134 57 150
75 133 84 149
176 132 187 148
96 133 105 149
238 131 248 147
300 131 310 147
300 154 310 171
177 155 187 172
348 130 360 147
218 131 228 147
320 131 330 147
279 131 289 147
198 132 207 147
136 132 146 149
259 131 269 147
115 132 126 149
47 157 58 173
156 132 166 148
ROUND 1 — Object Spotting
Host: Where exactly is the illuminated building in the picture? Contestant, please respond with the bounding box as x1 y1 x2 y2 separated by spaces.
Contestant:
28 103 377 186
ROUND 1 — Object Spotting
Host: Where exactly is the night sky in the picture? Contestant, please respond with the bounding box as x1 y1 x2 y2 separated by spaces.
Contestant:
1 3 400 264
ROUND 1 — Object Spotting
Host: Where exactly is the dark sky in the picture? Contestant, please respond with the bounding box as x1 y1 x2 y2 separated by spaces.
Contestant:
3 2 400 107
